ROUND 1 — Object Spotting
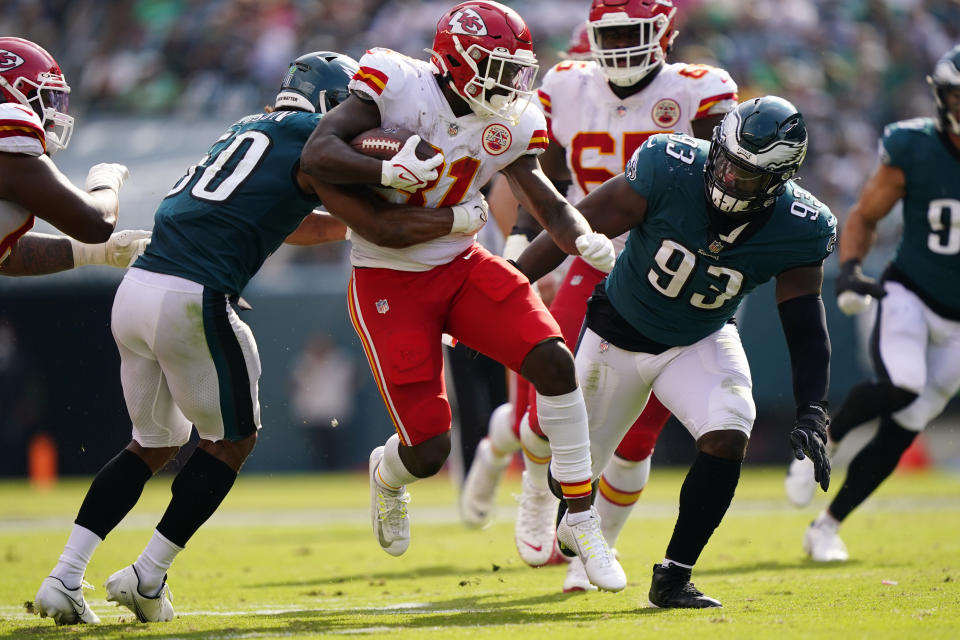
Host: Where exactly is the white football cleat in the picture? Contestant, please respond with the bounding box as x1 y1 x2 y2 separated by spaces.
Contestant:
369 446 411 556
104 565 174 622
785 456 817 507
34 576 101 625
563 556 598 593
460 438 509 529
514 471 559 566
803 519 849 562
557 506 626 592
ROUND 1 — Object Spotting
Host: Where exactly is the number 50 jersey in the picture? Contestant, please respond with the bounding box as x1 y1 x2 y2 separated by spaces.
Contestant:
606 133 837 347
135 110 323 296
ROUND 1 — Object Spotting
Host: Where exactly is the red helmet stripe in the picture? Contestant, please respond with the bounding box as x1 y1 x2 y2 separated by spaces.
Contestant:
353 66 389 95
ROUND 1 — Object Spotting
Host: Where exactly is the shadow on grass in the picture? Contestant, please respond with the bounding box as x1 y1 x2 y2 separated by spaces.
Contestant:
695 558 863 576
246 562 539 589
9 591 670 640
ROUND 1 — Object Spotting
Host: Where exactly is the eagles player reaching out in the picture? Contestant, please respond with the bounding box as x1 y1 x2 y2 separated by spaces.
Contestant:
0 37 147 277
33 51 483 626
516 96 835 608
787 44 960 563
458 0 739 593
301 1 625 591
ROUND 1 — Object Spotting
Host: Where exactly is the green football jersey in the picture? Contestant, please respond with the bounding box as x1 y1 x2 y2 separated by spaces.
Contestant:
135 110 323 296
881 117 960 311
606 133 836 346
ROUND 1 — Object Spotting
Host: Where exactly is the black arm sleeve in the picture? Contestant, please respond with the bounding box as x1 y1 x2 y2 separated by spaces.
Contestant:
777 293 831 408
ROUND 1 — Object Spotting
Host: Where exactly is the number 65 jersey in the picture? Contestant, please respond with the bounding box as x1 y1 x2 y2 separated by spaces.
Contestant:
538 60 737 204
606 133 837 347
881 117 960 314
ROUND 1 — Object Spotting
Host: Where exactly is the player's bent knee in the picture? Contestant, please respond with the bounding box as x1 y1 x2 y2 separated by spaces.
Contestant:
521 339 575 395
198 431 258 472
697 429 749 461
404 432 451 478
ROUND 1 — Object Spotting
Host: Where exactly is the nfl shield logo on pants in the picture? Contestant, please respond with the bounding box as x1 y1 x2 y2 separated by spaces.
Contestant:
376 299 389 314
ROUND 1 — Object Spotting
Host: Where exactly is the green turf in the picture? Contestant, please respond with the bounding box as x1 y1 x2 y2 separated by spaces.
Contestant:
1 467 958 639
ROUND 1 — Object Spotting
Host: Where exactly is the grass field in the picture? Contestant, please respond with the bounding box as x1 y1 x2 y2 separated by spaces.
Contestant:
0 466 958 639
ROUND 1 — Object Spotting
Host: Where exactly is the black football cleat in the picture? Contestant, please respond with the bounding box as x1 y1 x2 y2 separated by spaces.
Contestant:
648 563 722 609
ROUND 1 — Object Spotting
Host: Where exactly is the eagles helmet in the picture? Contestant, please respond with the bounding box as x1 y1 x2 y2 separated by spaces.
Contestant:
705 96 807 217
927 44 960 136
274 51 359 114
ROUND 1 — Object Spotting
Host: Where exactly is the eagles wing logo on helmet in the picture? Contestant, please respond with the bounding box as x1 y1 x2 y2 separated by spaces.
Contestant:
449 9 488 36
0 49 24 72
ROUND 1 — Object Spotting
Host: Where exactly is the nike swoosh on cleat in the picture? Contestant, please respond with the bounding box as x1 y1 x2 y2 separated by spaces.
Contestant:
520 540 543 552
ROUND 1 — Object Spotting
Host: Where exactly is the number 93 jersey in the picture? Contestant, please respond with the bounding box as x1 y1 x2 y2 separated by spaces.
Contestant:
881 117 960 312
135 111 323 296
606 133 837 347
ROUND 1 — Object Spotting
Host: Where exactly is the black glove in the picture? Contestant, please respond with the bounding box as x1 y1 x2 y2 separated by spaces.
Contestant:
789 402 831 492
836 258 886 299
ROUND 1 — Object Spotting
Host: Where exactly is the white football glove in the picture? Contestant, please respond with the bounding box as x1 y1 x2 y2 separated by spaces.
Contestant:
836 291 875 315
71 229 151 268
85 163 130 193
575 232 616 273
380 135 443 193
450 195 489 235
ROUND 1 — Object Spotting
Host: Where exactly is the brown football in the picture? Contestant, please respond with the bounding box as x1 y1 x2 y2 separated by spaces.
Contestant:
348 127 438 161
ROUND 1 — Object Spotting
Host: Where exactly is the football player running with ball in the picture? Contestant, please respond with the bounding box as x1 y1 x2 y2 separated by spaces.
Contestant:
34 51 481 626
300 1 625 592
458 0 739 594
0 37 147 277
515 96 836 608
787 44 960 563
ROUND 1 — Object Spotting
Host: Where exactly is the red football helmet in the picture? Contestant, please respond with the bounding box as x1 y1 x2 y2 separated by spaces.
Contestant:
566 22 591 60
429 1 539 119
587 0 678 86
0 37 72 153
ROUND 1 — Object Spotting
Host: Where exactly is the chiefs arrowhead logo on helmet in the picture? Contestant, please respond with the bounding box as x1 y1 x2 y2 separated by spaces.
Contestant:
0 49 25 72
449 8 488 36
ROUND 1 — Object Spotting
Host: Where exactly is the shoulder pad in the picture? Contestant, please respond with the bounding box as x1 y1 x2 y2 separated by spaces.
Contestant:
0 103 46 156
879 117 936 168
667 64 739 120
350 48 415 98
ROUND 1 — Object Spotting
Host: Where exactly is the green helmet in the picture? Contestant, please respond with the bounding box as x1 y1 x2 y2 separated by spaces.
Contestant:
274 51 359 114
927 44 960 136
704 96 807 217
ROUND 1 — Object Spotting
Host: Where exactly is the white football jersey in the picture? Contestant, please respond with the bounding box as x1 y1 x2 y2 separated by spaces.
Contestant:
539 60 738 204
348 48 549 271
0 103 44 264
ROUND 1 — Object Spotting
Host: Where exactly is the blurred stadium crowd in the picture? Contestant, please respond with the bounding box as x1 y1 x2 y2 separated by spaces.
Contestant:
3 0 959 217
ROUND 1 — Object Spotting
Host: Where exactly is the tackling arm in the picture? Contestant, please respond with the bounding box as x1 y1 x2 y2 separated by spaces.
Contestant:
515 174 645 283
0 154 119 243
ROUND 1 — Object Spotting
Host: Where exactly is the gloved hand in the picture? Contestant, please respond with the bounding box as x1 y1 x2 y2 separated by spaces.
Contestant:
789 402 831 492
836 258 885 315
380 135 444 193
575 232 616 273
71 229 151 268
85 163 130 193
450 195 489 235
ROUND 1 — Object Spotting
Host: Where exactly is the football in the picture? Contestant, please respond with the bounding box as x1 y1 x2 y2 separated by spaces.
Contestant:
348 127 438 161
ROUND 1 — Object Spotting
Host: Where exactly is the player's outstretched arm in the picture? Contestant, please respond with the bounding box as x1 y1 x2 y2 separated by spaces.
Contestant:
0 154 125 243
514 174 646 283
776 264 832 491
1 229 151 277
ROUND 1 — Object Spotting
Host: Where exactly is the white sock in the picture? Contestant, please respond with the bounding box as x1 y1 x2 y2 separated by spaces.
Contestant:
50 525 102 589
133 530 182 597
565 507 593 526
663 558 693 570
375 434 418 491
519 413 552 486
487 403 521 459
535 388 591 484
814 510 841 530
596 455 651 547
